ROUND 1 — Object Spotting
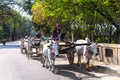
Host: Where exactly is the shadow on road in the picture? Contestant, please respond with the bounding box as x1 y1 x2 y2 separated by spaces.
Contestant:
24 53 120 80
89 65 120 77
54 64 120 80
27 55 100 80
54 64 100 80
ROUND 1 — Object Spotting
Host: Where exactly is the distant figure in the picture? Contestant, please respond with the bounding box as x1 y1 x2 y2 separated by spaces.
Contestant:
2 38 6 45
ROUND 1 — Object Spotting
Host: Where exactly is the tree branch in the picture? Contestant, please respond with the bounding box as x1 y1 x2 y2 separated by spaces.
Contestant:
96 9 119 29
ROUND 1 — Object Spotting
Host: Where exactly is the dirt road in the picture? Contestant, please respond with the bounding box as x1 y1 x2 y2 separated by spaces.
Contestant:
0 41 120 80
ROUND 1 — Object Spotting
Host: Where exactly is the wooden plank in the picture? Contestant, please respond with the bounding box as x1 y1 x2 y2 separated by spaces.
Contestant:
117 48 120 65
58 43 90 47
74 43 90 46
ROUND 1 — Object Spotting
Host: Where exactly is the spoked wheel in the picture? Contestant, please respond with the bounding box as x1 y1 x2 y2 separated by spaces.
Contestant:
20 47 26 54
67 48 75 65
27 49 33 60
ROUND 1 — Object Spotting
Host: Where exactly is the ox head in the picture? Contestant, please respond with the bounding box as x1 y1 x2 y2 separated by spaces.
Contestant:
49 40 59 57
89 43 98 56
52 43 59 56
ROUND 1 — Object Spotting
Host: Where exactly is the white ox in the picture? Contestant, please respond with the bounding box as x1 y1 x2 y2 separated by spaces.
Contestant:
20 37 41 58
41 40 59 71
21 38 33 57
75 39 98 69
20 38 31 54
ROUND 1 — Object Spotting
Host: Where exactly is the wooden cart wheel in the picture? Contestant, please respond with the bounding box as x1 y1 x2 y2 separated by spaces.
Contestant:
20 45 27 54
67 48 74 65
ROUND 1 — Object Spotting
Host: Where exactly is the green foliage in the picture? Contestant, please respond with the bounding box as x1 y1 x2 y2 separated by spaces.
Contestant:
22 0 33 14
95 37 114 43
31 0 120 43
0 4 32 41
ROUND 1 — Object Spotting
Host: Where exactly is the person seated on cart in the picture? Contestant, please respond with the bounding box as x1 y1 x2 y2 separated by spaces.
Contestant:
51 23 66 42
51 23 61 41
32 31 44 46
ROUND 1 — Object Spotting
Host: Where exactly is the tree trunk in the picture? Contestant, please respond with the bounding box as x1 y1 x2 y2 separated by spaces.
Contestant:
71 33 74 42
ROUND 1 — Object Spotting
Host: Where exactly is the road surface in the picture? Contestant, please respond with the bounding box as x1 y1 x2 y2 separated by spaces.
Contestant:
0 41 120 80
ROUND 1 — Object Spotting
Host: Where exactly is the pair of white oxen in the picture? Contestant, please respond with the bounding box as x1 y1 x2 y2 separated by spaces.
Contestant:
21 38 98 71
43 39 98 71
20 38 59 71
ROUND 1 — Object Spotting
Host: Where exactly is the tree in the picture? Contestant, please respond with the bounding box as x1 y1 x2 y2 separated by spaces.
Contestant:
0 0 33 41
22 0 34 14
77 0 120 43
31 0 120 43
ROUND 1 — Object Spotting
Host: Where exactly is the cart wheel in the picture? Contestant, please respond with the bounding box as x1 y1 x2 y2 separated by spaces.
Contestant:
20 47 25 54
67 48 74 65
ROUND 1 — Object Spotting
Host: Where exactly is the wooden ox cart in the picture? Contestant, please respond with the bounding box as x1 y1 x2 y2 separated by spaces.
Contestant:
20 38 42 59
58 42 90 64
